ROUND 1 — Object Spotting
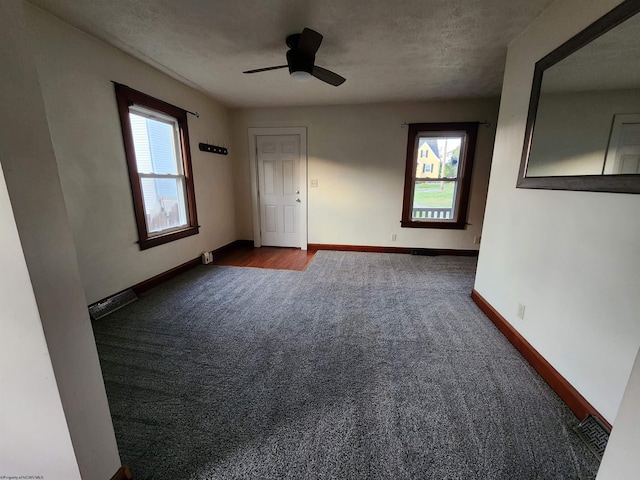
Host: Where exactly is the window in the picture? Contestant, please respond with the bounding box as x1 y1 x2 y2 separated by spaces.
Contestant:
401 123 478 229
115 84 198 249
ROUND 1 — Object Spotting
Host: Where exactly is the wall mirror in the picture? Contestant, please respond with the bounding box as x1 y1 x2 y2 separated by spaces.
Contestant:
518 0 640 194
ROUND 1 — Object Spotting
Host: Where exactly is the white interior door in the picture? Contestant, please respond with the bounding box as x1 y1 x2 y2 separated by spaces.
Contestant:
257 135 301 247
604 114 640 174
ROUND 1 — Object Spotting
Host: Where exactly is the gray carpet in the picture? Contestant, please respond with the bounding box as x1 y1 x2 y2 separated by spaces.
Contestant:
93 251 600 479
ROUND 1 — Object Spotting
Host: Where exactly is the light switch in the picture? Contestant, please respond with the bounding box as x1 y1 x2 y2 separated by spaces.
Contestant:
310 179 319 188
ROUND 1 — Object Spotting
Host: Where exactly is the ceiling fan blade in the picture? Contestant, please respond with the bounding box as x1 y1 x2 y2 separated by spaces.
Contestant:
243 65 288 74
298 28 323 56
312 66 346 86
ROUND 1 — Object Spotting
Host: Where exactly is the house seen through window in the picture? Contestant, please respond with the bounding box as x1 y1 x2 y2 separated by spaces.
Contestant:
401 123 478 229
115 84 199 249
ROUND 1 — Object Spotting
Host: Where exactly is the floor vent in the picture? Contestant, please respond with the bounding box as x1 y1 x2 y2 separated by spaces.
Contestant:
574 415 610 460
411 249 438 256
89 289 137 320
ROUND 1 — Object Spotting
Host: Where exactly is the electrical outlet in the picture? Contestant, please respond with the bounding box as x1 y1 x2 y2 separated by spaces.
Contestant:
391 233 397 241
202 251 213 264
517 303 526 319
310 179 319 188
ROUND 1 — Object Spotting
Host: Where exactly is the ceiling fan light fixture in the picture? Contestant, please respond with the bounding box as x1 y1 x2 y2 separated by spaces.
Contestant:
290 70 312 81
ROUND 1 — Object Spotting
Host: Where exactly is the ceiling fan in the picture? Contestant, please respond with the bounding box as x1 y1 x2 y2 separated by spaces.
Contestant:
243 28 346 86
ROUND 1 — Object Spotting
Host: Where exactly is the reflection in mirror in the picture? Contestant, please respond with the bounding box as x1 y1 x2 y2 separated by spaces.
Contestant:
519 0 640 193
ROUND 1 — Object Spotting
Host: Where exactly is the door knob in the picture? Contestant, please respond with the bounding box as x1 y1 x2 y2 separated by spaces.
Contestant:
296 198 301 203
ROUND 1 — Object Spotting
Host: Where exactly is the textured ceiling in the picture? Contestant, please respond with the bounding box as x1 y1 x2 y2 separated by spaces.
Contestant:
27 0 556 108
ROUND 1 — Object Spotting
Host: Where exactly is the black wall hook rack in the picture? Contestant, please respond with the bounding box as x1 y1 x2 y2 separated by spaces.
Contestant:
199 142 228 155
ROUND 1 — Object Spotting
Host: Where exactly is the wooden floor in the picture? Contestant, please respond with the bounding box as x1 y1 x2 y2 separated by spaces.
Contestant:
212 244 317 271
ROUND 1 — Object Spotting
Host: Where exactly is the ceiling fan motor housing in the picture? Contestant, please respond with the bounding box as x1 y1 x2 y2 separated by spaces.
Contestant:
286 49 314 74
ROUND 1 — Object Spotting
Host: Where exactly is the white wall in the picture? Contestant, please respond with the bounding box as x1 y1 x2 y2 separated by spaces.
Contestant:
0 1 119 478
231 100 499 249
597 346 640 479
25 4 237 304
0 160 81 480
527 89 640 176
475 0 639 424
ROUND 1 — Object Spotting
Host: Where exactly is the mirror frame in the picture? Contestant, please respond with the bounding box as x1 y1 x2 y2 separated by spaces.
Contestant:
517 0 640 194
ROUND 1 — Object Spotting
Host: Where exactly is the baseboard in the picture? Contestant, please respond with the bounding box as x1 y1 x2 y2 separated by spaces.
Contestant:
131 257 201 295
110 465 132 480
470 289 611 429
131 240 253 295
308 243 479 256
90 240 251 308
212 239 254 257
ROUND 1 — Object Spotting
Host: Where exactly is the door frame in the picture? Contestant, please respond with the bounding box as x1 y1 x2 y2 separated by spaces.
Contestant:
248 127 308 249
604 113 640 174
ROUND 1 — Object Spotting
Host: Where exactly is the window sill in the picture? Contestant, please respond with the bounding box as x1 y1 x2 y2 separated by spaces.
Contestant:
400 220 466 230
138 225 199 250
